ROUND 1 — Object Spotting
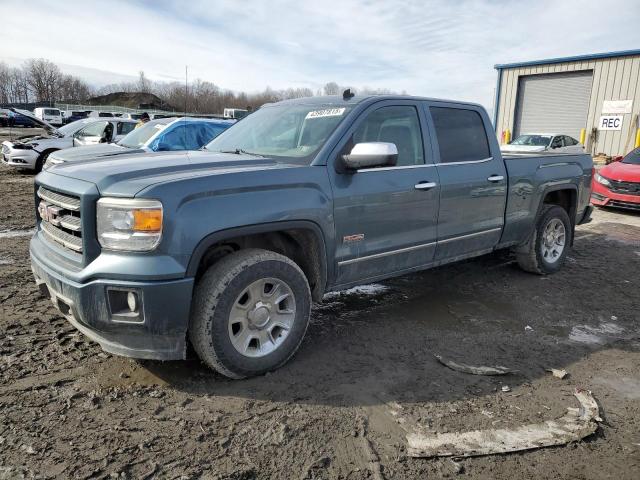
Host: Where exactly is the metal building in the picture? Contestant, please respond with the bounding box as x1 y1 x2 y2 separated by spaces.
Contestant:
493 49 640 157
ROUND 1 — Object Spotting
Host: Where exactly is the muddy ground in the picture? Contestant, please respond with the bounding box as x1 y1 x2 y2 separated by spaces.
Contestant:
1 158 639 479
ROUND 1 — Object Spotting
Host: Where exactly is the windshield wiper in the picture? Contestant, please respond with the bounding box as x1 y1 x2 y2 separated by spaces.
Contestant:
218 148 264 157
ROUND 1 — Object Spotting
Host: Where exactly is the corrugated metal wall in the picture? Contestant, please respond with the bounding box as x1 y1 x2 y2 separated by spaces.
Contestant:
495 54 640 156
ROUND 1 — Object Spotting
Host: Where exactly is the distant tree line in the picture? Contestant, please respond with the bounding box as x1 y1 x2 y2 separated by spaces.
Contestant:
0 59 403 113
0 59 92 104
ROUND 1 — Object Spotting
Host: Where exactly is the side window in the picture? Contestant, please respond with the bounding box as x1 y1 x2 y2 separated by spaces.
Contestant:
118 122 135 135
566 136 578 146
551 136 563 148
430 107 490 163
352 106 424 166
77 121 108 137
157 125 188 151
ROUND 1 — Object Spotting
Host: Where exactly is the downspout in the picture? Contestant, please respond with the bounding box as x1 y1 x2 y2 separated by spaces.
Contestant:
492 67 503 133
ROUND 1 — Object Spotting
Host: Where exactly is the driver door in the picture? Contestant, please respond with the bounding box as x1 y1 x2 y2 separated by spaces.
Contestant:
328 101 440 286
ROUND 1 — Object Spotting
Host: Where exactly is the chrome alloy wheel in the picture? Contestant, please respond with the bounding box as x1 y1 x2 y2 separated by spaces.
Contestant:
541 218 566 263
228 278 296 357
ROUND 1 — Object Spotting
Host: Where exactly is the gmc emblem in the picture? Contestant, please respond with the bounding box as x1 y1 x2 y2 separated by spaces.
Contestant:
38 202 62 226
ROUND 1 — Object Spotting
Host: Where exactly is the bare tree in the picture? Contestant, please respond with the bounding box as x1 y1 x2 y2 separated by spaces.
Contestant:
322 82 341 96
24 58 62 102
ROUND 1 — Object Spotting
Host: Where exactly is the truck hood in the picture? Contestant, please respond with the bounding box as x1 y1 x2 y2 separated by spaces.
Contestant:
500 145 547 153
51 143 134 162
600 161 640 182
47 150 294 196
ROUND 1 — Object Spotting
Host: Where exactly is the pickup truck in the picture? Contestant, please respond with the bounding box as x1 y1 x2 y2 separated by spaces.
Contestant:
31 94 593 379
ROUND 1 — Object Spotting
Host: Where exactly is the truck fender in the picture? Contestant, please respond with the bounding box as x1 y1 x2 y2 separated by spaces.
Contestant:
185 220 329 295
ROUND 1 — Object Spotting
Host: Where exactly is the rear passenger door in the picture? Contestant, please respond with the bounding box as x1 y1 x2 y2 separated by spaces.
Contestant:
425 103 507 260
330 101 440 286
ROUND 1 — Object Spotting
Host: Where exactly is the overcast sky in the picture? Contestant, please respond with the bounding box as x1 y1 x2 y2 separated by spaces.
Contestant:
1 0 639 109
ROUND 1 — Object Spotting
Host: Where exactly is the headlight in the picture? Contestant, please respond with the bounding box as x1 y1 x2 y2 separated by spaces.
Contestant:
594 173 611 187
97 198 163 251
43 157 63 170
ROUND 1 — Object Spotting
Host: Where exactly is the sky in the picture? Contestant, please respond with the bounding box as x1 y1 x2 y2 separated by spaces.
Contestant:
1 0 639 109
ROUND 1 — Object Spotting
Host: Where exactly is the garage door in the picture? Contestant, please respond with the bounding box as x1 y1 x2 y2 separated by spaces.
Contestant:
513 71 593 140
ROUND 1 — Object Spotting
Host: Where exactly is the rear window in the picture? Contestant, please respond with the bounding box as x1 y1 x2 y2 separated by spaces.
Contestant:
98 112 114 117
44 109 59 115
430 107 490 163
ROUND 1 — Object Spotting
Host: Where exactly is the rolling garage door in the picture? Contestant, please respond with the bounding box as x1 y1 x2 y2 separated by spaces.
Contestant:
513 71 593 140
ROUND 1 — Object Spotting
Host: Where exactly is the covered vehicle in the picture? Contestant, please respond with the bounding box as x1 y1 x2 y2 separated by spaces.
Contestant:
501 133 583 154
591 147 640 210
44 117 235 169
1 110 136 172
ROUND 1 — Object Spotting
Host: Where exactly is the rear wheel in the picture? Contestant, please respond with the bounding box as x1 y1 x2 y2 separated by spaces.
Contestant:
189 249 311 379
516 205 572 274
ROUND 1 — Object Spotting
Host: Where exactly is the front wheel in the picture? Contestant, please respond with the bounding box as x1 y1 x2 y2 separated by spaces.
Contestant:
189 249 311 379
516 205 572 274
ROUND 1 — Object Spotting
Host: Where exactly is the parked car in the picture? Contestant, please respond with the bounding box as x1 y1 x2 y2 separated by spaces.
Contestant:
62 110 89 124
88 111 115 118
223 108 249 119
591 147 640 210
1 111 136 172
33 107 63 126
30 94 593 378
44 117 235 169
2 108 41 128
501 134 584 154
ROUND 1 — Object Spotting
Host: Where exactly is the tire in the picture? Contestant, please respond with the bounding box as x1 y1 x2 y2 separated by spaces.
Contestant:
35 150 54 173
189 248 311 379
516 205 572 275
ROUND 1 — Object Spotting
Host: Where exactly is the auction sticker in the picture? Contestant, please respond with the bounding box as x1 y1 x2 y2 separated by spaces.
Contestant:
306 108 346 119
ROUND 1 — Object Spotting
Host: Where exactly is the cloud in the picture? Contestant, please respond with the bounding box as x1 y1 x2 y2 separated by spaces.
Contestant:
1 0 638 109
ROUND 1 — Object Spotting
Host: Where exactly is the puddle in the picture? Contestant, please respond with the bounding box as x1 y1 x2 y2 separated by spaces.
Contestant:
0 229 35 239
569 322 625 345
323 283 390 299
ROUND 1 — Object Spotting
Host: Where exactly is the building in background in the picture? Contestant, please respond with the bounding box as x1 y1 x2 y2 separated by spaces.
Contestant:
493 49 640 158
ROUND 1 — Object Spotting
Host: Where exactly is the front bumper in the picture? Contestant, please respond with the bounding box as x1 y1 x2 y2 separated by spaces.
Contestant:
1 144 38 169
591 181 640 210
30 234 195 360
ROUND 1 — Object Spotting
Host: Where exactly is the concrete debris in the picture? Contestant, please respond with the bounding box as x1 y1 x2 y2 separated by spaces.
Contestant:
434 354 514 376
407 389 601 458
501 385 511 393
547 368 568 379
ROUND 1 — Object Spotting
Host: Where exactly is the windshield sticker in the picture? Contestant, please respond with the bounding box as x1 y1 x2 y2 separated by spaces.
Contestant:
305 108 346 120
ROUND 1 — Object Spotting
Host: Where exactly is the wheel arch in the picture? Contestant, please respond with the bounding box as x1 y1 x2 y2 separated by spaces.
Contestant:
186 220 328 301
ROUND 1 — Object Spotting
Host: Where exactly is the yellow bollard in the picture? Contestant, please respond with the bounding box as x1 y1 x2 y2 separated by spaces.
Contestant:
504 129 511 144
580 128 586 145
635 128 640 149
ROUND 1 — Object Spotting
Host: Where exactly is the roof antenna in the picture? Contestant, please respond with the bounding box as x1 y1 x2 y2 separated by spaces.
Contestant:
343 88 355 100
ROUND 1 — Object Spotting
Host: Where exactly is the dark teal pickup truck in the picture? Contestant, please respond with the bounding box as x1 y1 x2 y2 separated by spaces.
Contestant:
31 94 593 378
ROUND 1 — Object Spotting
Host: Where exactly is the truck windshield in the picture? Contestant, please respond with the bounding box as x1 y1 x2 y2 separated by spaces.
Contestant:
205 104 353 162
510 135 552 146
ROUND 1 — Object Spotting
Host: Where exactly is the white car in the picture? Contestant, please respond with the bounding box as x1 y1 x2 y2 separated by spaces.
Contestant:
1 110 136 172
500 134 584 154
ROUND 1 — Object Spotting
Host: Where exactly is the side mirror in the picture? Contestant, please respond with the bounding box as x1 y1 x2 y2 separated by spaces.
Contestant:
341 142 398 171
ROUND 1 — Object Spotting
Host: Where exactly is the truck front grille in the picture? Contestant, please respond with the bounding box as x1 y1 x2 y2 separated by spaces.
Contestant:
609 179 640 196
37 187 83 253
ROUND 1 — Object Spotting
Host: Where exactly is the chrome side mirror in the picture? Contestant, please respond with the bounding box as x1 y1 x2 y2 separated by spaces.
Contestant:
341 142 398 170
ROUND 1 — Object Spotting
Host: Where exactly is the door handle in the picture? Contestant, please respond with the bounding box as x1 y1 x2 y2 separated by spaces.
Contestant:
487 175 504 183
415 181 437 190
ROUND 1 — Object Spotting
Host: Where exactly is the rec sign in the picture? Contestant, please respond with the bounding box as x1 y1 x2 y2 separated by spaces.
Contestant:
598 115 623 131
